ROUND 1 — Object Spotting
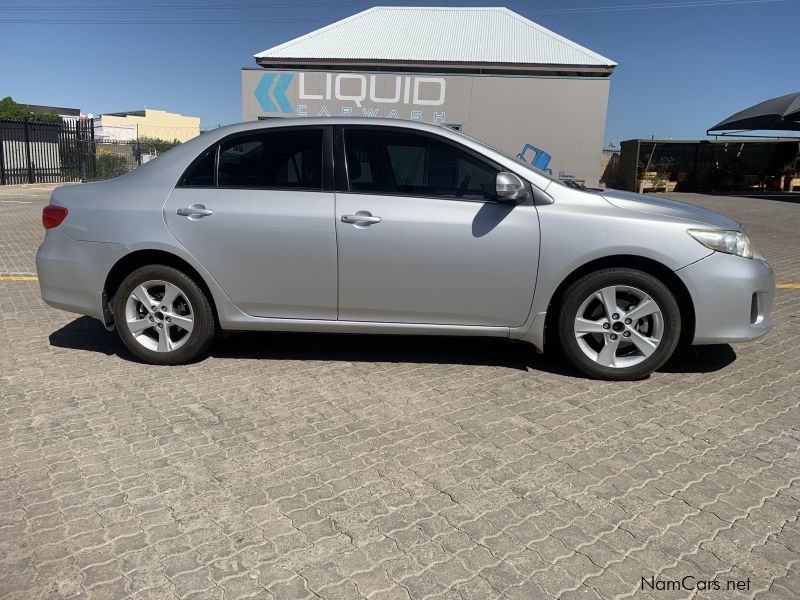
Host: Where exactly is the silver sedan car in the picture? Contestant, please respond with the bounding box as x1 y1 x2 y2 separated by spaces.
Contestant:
36 118 774 380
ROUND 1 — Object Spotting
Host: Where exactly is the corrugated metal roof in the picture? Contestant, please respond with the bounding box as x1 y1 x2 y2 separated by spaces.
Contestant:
254 7 616 68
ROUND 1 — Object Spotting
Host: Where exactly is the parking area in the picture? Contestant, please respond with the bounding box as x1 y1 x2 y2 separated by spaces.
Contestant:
1 184 798 600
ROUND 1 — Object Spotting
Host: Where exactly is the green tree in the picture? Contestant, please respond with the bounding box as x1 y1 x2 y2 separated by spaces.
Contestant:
0 96 62 122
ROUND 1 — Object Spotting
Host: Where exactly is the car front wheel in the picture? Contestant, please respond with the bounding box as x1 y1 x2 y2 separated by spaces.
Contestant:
112 265 216 365
557 268 681 380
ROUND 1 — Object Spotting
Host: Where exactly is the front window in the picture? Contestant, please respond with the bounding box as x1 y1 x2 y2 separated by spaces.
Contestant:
344 129 499 200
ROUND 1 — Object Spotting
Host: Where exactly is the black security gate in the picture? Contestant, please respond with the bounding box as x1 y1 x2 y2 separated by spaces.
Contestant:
0 118 96 185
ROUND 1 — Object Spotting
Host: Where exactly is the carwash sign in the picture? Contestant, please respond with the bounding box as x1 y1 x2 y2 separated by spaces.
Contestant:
248 70 455 123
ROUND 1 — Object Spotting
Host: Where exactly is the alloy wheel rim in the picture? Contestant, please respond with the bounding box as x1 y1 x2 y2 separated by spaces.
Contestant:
573 285 664 369
124 280 194 352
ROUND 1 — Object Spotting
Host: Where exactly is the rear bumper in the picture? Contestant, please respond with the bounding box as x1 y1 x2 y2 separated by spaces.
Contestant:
36 230 128 321
677 251 775 344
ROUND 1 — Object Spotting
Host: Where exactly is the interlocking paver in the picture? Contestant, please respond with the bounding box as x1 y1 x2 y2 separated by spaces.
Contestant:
0 185 799 599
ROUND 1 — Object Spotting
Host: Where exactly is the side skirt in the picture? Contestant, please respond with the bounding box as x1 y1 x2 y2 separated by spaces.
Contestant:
219 316 511 338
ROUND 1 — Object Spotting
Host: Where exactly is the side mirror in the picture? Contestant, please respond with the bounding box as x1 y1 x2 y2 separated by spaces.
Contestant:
495 172 527 201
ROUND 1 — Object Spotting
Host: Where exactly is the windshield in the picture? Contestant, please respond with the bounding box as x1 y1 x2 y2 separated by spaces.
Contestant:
453 129 565 186
464 134 606 192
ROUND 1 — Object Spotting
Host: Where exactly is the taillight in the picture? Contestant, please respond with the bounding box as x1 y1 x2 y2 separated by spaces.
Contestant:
43 205 68 229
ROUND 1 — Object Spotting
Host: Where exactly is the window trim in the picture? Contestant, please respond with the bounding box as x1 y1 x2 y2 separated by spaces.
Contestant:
335 125 532 205
175 125 334 192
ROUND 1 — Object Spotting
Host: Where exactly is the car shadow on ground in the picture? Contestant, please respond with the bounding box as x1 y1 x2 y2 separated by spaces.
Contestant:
49 316 736 376
49 316 549 372
712 191 800 204
661 344 737 373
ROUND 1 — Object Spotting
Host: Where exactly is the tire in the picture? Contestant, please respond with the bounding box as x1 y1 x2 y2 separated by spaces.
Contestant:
112 264 216 365
557 268 681 380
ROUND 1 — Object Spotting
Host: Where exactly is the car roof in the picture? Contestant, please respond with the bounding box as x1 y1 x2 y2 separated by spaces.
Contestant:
208 117 452 136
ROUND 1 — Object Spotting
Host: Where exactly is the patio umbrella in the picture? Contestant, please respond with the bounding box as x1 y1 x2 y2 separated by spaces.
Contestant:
708 91 800 135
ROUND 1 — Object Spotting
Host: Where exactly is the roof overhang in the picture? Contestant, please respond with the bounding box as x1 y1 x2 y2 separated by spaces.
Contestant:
254 57 615 77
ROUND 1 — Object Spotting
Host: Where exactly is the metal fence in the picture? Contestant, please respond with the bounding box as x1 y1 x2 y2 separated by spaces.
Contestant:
0 118 96 185
94 136 184 180
0 118 189 185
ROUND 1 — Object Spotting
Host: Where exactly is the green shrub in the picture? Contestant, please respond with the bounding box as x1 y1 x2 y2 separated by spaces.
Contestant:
95 154 128 179
136 136 181 155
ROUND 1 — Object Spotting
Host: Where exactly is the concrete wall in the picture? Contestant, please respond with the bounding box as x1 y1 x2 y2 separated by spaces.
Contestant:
242 68 610 186
98 109 200 143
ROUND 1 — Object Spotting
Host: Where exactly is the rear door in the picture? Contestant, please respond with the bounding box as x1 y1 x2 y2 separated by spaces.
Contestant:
334 126 540 327
164 126 338 319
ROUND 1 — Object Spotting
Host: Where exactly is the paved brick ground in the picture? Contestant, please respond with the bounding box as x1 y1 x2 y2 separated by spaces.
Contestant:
1 185 798 600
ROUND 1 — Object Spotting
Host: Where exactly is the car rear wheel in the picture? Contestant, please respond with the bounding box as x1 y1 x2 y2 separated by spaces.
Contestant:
113 265 216 365
557 268 681 380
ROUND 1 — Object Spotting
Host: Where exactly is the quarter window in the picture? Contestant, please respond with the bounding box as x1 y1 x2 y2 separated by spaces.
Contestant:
344 129 499 200
218 129 323 189
178 146 216 187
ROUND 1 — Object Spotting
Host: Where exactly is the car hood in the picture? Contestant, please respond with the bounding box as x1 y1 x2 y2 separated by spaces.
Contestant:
600 189 741 230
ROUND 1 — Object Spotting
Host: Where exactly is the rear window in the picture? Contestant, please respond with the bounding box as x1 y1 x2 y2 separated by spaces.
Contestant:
218 129 323 190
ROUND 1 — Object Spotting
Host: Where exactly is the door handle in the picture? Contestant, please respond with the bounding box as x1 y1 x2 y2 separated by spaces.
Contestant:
177 204 214 219
341 211 381 225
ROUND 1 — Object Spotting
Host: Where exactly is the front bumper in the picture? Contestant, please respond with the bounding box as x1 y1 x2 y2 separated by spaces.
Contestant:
36 229 129 321
676 251 775 344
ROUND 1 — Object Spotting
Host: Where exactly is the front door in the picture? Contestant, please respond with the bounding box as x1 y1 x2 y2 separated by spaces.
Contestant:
164 126 338 319
335 127 540 327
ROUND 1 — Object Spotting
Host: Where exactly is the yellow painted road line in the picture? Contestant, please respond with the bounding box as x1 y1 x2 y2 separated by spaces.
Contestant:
777 284 800 289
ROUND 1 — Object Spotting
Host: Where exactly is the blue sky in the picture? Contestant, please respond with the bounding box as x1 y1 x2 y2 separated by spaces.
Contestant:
0 0 797 145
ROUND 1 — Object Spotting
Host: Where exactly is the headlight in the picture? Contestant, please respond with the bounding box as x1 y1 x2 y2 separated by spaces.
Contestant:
687 229 752 258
